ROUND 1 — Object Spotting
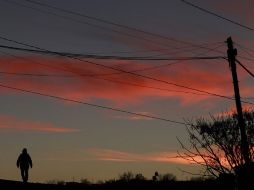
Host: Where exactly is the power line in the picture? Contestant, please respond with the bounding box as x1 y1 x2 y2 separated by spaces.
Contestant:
0 48 83 74
0 50 208 96
119 45 225 73
236 59 254 78
0 47 169 78
235 43 254 56
1 45 205 107
180 0 254 32
0 82 188 125
0 44 227 97
0 72 208 96
0 43 225 76
23 0 223 47
0 61 252 125
0 44 226 61
1 0 190 51
223 41 254 63
2 0 226 55
0 49 209 96
0 35 240 102
124 43 226 73
0 49 213 96
2 35 254 106
234 43 254 62
0 43 225 77
0 44 225 97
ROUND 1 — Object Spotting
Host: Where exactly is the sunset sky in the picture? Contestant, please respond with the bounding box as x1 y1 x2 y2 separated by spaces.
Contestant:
0 0 254 183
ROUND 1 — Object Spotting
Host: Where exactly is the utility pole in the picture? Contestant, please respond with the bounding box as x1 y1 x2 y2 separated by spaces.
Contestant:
226 37 250 164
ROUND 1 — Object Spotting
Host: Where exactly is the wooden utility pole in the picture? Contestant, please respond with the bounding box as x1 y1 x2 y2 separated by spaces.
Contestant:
226 37 250 164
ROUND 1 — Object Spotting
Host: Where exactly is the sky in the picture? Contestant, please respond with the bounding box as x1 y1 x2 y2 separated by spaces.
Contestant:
0 0 254 183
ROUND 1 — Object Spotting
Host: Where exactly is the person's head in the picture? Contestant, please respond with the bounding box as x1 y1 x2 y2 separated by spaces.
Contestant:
22 148 27 154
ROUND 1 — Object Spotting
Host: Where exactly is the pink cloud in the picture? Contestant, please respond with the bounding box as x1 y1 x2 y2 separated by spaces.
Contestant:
86 148 201 165
86 148 233 168
0 115 79 133
0 56 253 107
113 112 154 120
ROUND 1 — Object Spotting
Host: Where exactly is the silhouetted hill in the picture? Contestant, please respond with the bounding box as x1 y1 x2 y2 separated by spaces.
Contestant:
0 179 63 190
0 178 234 190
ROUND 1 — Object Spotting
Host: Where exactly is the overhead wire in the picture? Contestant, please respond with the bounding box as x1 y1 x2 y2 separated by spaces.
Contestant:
6 0 244 73
234 43 254 62
0 43 226 76
1 35 254 106
0 45 193 125
0 2 252 124
0 48 198 125
234 59 254 101
180 0 254 32
135 43 226 73
1 0 226 56
236 59 254 78
77 41 225 58
0 82 189 125
0 43 228 98
0 35 234 99
0 72 208 96
0 48 209 96
0 44 226 61
0 43 227 98
1 0 189 51
0 55 252 125
0 43 224 77
23 0 224 47
179 0 254 61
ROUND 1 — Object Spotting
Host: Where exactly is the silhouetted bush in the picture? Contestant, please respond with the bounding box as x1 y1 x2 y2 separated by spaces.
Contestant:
135 173 146 181
179 110 254 178
118 171 135 182
80 178 91 185
159 173 177 181
46 179 65 185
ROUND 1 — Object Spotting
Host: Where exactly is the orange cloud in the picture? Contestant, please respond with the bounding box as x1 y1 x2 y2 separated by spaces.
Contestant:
113 112 154 120
0 115 79 132
86 148 202 165
0 56 253 106
85 147 234 171
214 104 254 118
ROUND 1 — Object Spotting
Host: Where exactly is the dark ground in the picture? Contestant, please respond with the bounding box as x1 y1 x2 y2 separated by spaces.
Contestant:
0 179 235 190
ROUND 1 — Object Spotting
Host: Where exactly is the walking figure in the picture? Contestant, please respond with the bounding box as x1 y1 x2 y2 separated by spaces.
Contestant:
16 148 33 182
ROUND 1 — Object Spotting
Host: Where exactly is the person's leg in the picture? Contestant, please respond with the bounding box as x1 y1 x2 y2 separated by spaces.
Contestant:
24 168 29 182
21 169 25 182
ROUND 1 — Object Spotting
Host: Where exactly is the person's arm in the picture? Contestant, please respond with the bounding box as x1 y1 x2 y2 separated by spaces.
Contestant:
16 156 20 168
29 155 33 168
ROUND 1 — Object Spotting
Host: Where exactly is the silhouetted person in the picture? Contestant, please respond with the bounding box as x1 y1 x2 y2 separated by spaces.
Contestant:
16 148 33 183
152 171 159 181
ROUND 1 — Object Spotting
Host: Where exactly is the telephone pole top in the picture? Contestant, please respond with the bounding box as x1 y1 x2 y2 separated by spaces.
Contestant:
226 36 250 164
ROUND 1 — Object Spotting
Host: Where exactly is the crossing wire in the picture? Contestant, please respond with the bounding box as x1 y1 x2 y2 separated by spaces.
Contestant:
0 35 249 105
